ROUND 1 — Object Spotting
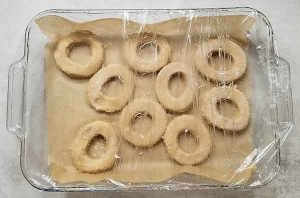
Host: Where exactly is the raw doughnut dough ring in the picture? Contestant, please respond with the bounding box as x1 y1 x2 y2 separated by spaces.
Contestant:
71 121 118 173
195 39 247 83
87 64 134 113
54 31 104 78
163 115 212 165
156 62 194 112
119 98 167 147
124 33 171 73
202 86 251 131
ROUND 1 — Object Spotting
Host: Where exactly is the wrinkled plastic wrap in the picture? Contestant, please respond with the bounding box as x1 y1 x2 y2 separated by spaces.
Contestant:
6 8 293 191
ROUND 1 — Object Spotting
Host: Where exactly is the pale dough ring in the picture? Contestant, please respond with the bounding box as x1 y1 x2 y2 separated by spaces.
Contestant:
195 39 247 83
202 86 251 131
163 115 212 165
87 64 134 113
119 98 167 147
124 33 171 73
54 31 104 78
155 62 194 113
71 121 118 173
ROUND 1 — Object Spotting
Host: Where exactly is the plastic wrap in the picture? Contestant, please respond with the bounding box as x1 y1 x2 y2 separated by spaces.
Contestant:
6 8 293 191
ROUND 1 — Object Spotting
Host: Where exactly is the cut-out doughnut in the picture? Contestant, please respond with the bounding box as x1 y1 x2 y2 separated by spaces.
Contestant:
71 121 118 173
195 39 247 83
156 62 194 112
202 86 251 131
119 98 167 147
54 31 104 78
87 64 134 113
124 33 171 73
163 115 212 165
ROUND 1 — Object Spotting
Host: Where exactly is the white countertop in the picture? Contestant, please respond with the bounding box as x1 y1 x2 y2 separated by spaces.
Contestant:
0 0 299 197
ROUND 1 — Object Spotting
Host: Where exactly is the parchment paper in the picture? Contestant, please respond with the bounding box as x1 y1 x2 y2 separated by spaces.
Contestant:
37 14 255 184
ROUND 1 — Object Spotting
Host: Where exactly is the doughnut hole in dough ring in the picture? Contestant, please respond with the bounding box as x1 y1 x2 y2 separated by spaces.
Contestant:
195 39 247 83
202 86 251 132
124 33 171 73
87 64 134 113
54 31 104 78
163 115 212 165
156 62 195 113
119 99 167 147
71 121 119 173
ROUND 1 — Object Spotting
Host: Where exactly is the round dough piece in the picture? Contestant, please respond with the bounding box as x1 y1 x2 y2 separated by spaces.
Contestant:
124 33 171 73
195 39 247 83
54 31 104 78
71 121 118 173
156 62 194 112
202 86 251 131
119 98 167 147
87 64 134 113
163 115 212 165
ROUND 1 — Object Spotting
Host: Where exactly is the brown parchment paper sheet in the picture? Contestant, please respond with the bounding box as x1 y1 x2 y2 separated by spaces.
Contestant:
37 14 255 184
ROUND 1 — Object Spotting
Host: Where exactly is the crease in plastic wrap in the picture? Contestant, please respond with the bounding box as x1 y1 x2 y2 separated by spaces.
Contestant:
20 9 293 190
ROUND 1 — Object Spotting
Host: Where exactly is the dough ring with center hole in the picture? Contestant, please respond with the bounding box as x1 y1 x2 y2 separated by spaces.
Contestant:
119 98 167 147
124 33 171 73
54 31 104 78
202 86 251 131
195 39 247 83
163 115 212 165
87 64 134 113
156 62 194 112
71 121 118 173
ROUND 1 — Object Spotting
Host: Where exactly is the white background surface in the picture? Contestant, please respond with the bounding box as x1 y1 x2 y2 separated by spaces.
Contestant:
0 0 299 197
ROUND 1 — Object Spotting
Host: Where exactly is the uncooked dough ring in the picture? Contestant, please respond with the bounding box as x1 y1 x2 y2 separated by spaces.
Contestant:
124 33 171 73
195 39 247 83
71 121 118 173
54 31 104 78
163 115 212 165
156 62 194 112
87 64 134 113
119 98 167 147
202 86 251 131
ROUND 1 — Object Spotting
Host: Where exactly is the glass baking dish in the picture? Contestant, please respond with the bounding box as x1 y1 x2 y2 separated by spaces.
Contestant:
6 7 293 191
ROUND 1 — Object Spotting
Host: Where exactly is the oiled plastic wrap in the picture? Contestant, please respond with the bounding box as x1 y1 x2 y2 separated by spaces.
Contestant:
7 9 292 191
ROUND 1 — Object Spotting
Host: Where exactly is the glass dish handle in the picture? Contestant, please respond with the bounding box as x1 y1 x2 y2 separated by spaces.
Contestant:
7 58 25 139
272 56 294 145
